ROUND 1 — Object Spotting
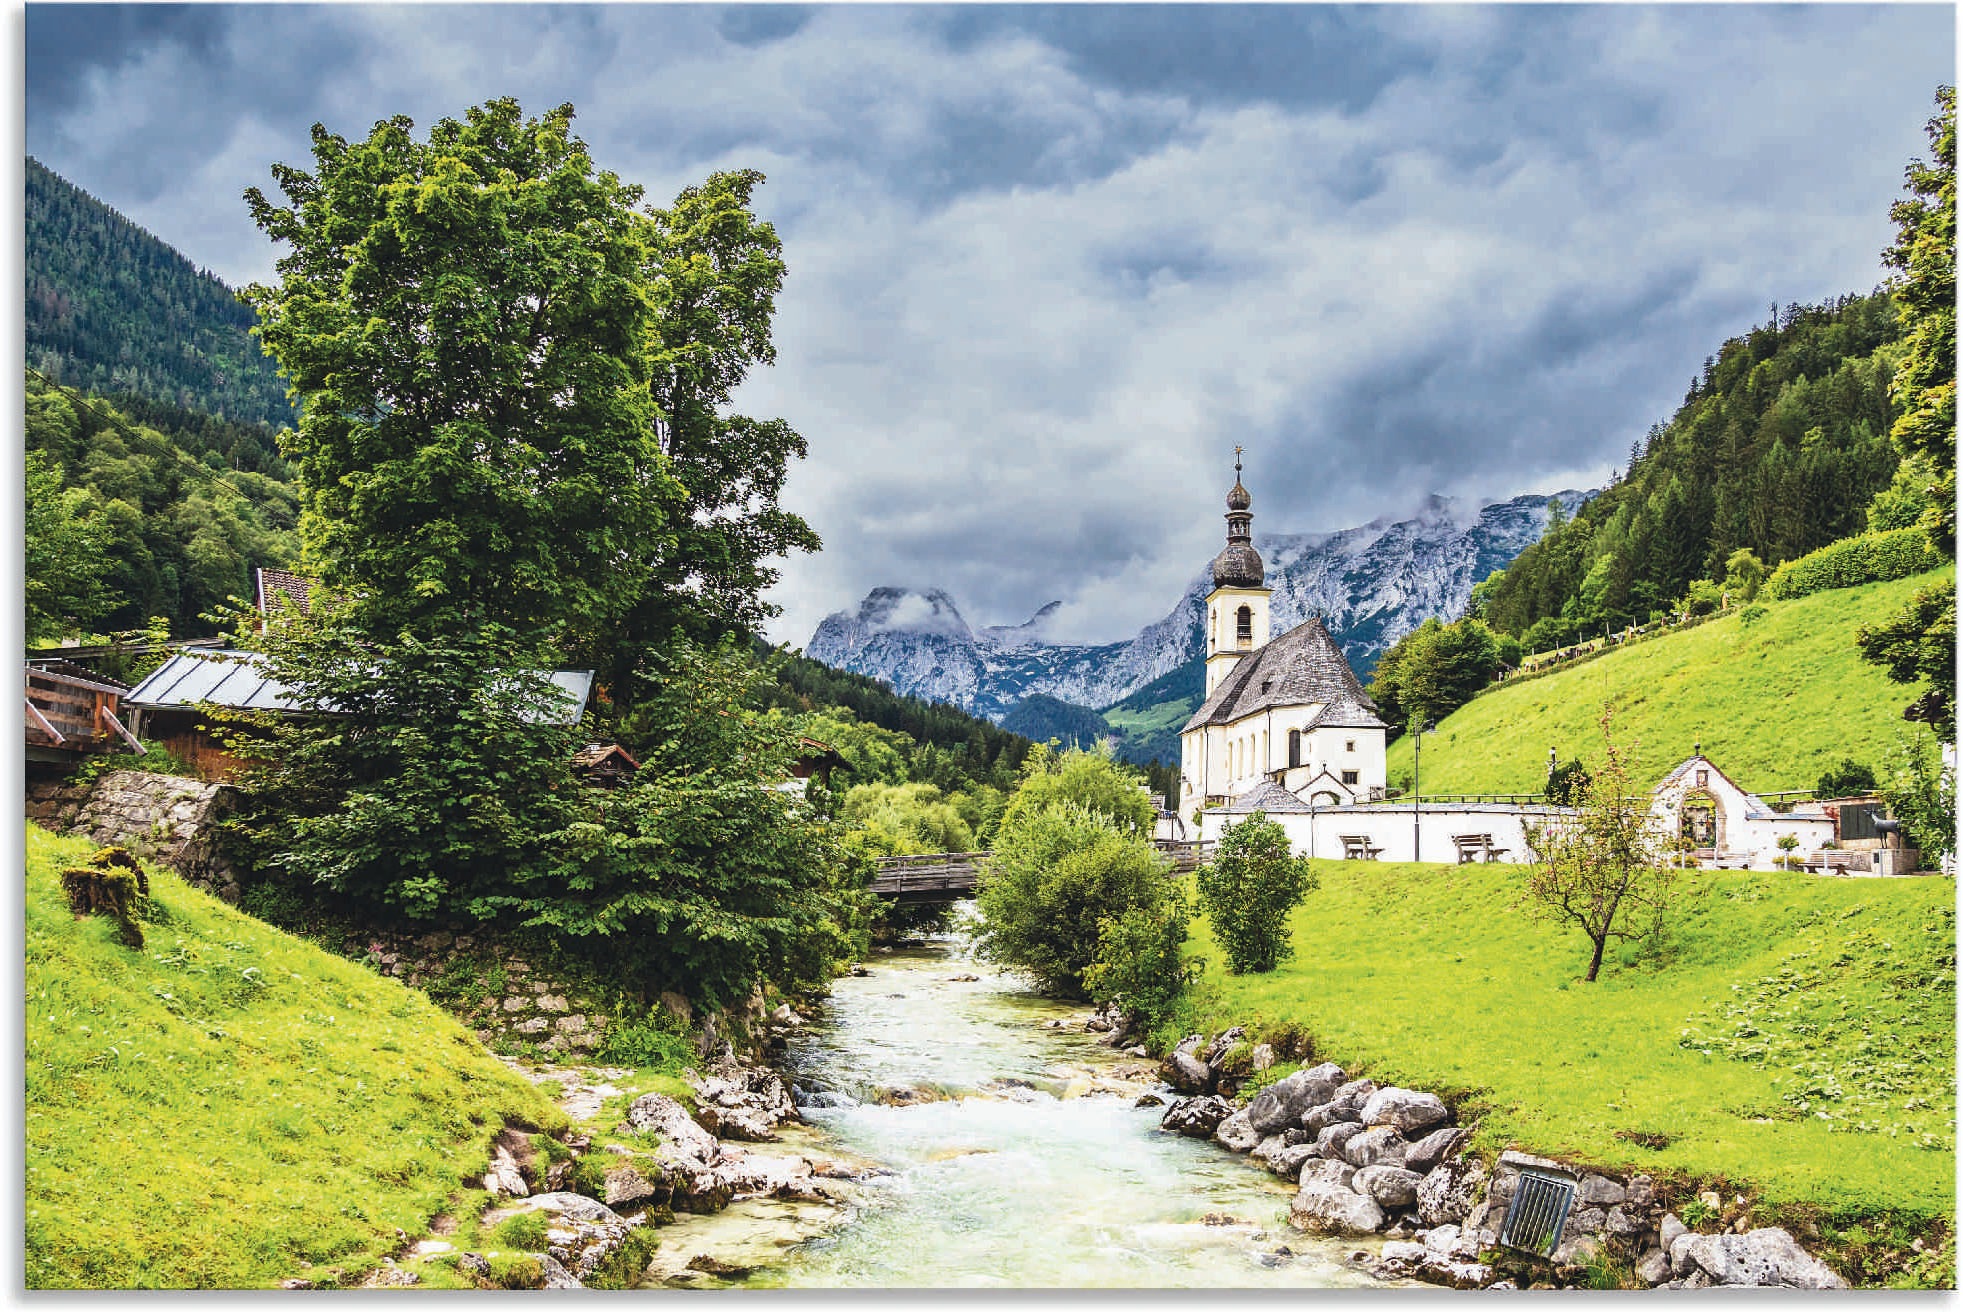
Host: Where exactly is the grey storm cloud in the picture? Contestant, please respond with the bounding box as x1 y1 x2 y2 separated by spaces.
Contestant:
23 4 1955 648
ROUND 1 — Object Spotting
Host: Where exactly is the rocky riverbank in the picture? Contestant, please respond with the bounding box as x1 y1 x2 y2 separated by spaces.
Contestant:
1132 1019 1851 1290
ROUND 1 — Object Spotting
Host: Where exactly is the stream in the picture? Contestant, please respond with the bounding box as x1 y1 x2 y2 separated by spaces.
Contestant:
638 922 1378 1289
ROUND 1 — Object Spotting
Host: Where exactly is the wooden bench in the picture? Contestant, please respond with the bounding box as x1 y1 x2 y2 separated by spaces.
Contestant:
1803 851 1869 874
1339 835 1384 861
1452 833 1511 864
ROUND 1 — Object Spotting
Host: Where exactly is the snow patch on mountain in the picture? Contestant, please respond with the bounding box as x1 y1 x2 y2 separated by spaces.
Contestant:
805 490 1590 723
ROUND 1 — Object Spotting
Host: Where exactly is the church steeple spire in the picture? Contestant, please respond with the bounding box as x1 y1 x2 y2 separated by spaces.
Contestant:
1212 446 1263 587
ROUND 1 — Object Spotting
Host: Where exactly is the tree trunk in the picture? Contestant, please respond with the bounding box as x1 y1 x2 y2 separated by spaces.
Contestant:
1585 935 1606 982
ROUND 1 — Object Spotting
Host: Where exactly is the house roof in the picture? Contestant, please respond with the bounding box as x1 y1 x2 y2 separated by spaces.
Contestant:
1183 614 1387 733
572 742 640 771
256 567 316 617
124 649 594 726
1216 780 1315 814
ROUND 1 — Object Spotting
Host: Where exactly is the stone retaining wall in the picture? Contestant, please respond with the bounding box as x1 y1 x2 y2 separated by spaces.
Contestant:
27 770 242 902
329 928 616 1060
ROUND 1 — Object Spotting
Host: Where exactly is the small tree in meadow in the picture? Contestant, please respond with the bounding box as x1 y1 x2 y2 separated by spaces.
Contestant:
1083 882 1194 1031
1523 707 1676 982
1196 813 1318 974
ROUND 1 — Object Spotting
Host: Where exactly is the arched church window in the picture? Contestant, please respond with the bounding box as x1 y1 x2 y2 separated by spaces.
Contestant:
1236 605 1253 644
1288 729 1302 768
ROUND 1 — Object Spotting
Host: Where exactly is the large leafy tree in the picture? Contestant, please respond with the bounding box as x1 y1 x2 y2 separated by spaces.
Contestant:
226 103 855 1008
1881 86 1956 557
243 99 683 649
1861 87 1957 737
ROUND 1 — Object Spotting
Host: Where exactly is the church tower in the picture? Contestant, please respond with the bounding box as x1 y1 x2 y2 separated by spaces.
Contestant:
1203 449 1272 696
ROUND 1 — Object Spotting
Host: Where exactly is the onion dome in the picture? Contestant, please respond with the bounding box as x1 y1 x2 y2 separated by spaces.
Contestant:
1212 541 1265 588
1212 447 1264 587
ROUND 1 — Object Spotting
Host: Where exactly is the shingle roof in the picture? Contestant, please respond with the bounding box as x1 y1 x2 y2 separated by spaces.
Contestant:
1183 614 1387 732
125 649 594 726
1217 780 1314 814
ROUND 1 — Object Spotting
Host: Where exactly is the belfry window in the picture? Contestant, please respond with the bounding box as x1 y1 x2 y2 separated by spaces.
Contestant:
1236 605 1253 644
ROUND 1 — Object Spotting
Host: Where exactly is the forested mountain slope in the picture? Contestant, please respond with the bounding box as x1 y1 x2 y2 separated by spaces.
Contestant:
26 369 300 638
1478 292 1903 645
27 157 295 428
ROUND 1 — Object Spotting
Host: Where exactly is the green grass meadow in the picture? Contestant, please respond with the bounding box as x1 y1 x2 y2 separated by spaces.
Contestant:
25 824 564 1288
1386 568 1955 794
1182 857 1955 1220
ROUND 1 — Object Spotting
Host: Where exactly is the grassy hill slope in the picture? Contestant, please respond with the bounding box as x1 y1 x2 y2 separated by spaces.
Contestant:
1387 567 1954 794
1184 858 1954 1230
25 825 563 1289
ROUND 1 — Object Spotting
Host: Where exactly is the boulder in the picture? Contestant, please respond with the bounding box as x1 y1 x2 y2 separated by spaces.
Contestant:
1354 1165 1425 1209
1269 1144 1319 1179
1160 1095 1235 1138
713 1148 823 1203
1246 1062 1346 1134
1605 1207 1645 1240
513 1192 646 1285
1212 1110 1263 1153
1566 1206 1607 1237
1625 1175 1655 1209
1248 1133 1287 1166
601 1164 661 1210
1379 1240 1430 1266
1313 1121 1364 1160
1359 1086 1450 1135
1416 1156 1488 1228
1297 1157 1357 1191
482 1144 530 1199
1552 1234 1602 1266
1331 1077 1378 1110
1423 1224 1478 1261
625 1093 719 1164
1342 1125 1409 1169
1301 1102 1360 1136
1635 1247 1672 1286
1201 1027 1248 1067
1669 1228 1847 1289
1658 1214 1687 1254
537 1255 583 1290
1162 1051 1215 1094
1575 1173 1626 1207
1402 1126 1468 1176
1250 1043 1276 1072
1289 1180 1387 1236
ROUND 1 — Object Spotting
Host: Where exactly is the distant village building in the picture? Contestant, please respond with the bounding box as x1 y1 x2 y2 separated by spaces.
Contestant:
1179 455 1389 810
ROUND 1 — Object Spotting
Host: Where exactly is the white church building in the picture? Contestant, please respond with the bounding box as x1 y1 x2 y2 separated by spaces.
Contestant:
1179 458 1390 813
1174 462 1894 874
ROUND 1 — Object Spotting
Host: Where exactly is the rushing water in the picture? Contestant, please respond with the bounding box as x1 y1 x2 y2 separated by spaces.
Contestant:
639 925 1379 1289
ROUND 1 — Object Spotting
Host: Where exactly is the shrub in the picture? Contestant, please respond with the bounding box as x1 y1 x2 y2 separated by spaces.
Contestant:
593 1001 694 1071
1196 814 1318 974
1878 729 1955 861
973 800 1167 998
1082 882 1193 1029
1762 527 1939 601
1545 758 1592 806
488 1212 548 1251
1816 758 1879 799
998 743 1155 837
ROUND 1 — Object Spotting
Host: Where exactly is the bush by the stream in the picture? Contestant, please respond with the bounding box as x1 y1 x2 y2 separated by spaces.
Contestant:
973 800 1168 999
1083 882 1193 1029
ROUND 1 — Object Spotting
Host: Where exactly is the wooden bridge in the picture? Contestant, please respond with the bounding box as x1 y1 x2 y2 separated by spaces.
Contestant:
25 665 143 765
870 841 1213 903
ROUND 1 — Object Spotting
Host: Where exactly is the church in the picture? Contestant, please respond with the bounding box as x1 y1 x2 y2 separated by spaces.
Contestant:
1178 458 1389 813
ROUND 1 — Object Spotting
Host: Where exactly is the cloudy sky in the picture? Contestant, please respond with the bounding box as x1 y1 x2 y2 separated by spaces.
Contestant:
25 3 1956 647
